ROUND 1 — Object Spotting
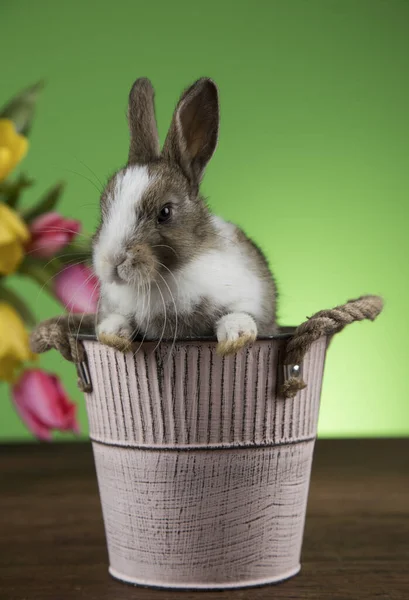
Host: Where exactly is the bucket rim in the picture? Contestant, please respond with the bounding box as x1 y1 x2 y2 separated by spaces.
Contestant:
76 326 296 343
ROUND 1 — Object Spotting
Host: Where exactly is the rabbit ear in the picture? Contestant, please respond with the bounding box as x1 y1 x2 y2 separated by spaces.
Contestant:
127 78 160 164
162 78 219 185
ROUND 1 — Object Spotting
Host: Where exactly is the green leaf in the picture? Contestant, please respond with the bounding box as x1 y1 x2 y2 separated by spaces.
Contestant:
0 173 35 208
18 259 56 295
0 285 37 326
21 182 65 222
0 81 45 136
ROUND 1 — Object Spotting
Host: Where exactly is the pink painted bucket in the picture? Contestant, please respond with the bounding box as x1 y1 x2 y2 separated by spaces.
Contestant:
80 332 328 590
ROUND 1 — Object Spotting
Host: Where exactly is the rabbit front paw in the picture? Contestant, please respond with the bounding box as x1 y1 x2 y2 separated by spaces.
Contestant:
97 314 134 352
216 313 257 355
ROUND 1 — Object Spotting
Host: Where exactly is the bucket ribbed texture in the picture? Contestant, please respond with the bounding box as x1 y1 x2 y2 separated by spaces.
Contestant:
83 337 327 589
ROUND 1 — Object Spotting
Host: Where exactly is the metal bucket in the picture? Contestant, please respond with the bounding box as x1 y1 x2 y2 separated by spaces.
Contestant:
80 333 327 590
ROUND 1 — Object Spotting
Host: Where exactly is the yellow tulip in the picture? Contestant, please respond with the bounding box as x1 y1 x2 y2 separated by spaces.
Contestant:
0 203 30 275
0 119 28 181
0 303 36 383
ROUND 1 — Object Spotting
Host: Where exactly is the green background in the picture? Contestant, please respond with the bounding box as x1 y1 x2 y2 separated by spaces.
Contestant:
1 0 408 441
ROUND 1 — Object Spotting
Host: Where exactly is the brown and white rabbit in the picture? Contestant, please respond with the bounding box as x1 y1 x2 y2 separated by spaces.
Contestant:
93 77 277 354
31 77 277 359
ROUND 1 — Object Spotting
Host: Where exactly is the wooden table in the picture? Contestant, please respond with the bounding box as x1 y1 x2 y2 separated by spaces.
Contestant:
0 440 408 599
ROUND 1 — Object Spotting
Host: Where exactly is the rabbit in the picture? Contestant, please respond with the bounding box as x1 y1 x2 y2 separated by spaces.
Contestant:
93 77 277 355
30 77 277 360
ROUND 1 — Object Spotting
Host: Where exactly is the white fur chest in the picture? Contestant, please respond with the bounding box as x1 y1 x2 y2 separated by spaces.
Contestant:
100 219 264 330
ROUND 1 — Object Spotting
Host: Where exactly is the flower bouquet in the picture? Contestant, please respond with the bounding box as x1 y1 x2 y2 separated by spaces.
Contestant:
0 83 97 440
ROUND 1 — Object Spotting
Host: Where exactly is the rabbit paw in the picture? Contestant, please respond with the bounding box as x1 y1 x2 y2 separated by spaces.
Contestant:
216 313 257 355
97 314 133 352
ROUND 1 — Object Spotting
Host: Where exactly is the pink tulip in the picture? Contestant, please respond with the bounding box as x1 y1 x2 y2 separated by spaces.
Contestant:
54 264 99 313
12 369 80 441
28 212 81 258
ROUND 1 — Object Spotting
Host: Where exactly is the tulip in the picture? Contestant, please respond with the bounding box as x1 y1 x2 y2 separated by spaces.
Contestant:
54 264 99 313
0 202 30 275
12 369 80 440
0 119 28 181
0 303 35 382
28 212 81 258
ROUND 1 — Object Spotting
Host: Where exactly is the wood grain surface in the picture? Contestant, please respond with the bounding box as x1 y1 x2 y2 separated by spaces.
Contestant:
0 439 408 599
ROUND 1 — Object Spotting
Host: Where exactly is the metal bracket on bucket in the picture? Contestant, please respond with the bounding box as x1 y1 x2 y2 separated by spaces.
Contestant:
283 363 303 381
76 360 93 393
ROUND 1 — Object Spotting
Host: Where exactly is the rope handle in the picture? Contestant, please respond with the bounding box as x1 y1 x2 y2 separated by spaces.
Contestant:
280 294 384 398
29 315 94 392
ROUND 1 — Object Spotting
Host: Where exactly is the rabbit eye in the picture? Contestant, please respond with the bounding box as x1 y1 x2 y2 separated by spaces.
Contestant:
158 204 172 224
